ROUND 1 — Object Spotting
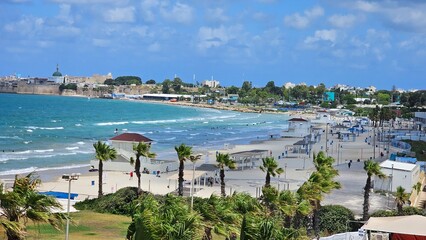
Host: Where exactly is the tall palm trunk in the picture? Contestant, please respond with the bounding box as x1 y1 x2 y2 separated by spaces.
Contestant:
312 200 320 240
265 172 271 187
397 203 403 215
135 156 141 192
220 169 226 197
98 160 103 197
363 175 371 221
178 160 184 196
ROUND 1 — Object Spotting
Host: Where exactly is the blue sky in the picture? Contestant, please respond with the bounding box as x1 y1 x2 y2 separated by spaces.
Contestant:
1 0 425 90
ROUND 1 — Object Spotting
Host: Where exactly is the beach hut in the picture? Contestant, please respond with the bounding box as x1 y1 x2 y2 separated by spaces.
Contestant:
110 133 153 154
283 118 311 137
374 160 420 192
230 149 269 170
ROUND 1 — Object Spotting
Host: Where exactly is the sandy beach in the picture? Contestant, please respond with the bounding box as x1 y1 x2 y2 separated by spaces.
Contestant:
27 114 400 217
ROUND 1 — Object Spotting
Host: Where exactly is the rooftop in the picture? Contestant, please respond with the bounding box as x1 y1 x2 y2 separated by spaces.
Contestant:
288 118 308 122
380 160 417 172
110 133 153 142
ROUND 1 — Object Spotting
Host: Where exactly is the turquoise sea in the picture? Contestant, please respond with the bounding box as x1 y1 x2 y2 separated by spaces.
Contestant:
0 93 289 175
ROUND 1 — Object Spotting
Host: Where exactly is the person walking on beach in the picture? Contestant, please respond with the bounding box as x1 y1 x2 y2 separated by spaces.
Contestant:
348 160 352 169
129 171 133 180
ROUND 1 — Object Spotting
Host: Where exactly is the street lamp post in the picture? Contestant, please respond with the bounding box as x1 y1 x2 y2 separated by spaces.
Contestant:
284 163 287 180
62 173 80 240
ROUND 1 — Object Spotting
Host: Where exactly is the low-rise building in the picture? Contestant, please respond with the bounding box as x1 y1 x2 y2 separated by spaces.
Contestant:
374 160 420 192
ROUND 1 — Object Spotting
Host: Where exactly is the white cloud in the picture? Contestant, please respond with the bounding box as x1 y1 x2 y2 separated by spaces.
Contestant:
92 38 110 47
161 2 193 24
352 1 379 12
57 4 74 24
206 8 229 23
147 42 161 52
305 6 324 18
344 0 426 33
131 26 150 38
305 29 337 45
104 7 135 23
50 0 127 4
284 6 324 29
140 0 161 22
328 14 357 28
4 16 44 35
197 25 243 51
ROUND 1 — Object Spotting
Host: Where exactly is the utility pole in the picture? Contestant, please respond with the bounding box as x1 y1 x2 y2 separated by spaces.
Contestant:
325 123 329 156
373 127 376 160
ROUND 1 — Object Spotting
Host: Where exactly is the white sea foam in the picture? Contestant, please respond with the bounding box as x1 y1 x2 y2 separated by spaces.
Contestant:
0 156 28 162
76 141 85 145
26 129 33 132
95 121 129 126
0 164 91 176
131 119 177 125
25 126 64 130
66 147 79 150
34 149 54 153
23 141 32 144
163 137 176 141
75 123 82 127
0 136 22 140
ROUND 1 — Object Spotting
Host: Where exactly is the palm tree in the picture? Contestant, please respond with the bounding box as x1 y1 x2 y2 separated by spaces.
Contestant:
216 153 236 197
362 160 385 220
131 142 156 193
395 186 409 215
297 152 340 238
127 194 203 240
260 157 283 188
0 174 64 240
277 190 311 228
93 141 117 197
413 182 421 195
175 143 192 196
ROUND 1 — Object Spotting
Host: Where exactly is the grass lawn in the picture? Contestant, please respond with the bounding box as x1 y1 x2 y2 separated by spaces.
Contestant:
25 211 131 240
1 210 226 239
403 140 426 161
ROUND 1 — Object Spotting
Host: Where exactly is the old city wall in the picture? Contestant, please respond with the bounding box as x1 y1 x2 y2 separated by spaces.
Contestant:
16 82 60 95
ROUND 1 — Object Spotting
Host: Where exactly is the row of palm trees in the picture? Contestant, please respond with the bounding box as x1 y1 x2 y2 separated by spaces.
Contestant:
92 140 412 221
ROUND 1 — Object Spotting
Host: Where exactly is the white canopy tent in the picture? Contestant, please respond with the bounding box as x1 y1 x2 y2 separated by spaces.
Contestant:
362 215 426 237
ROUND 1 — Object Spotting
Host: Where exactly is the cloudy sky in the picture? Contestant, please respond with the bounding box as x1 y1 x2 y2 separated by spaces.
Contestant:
1 0 425 89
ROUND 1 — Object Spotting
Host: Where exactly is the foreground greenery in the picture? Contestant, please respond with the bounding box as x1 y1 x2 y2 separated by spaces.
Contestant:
0 174 65 240
23 211 130 240
74 152 349 240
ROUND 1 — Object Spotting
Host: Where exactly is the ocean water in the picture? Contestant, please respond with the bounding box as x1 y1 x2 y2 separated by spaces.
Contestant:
0 93 289 175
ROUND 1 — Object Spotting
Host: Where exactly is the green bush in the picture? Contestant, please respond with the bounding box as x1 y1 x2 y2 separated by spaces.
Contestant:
371 206 425 217
318 205 354 234
75 187 138 215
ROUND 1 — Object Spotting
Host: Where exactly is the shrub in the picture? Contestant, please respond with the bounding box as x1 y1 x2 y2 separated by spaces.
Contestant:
318 205 354 234
75 187 138 215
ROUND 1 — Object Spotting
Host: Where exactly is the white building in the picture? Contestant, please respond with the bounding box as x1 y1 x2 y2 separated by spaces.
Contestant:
284 82 296 89
91 133 178 173
311 111 335 124
202 79 220 88
374 160 420 192
283 118 311 137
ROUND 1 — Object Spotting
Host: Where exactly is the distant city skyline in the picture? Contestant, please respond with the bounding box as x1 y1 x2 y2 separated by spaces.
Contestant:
1 0 426 90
